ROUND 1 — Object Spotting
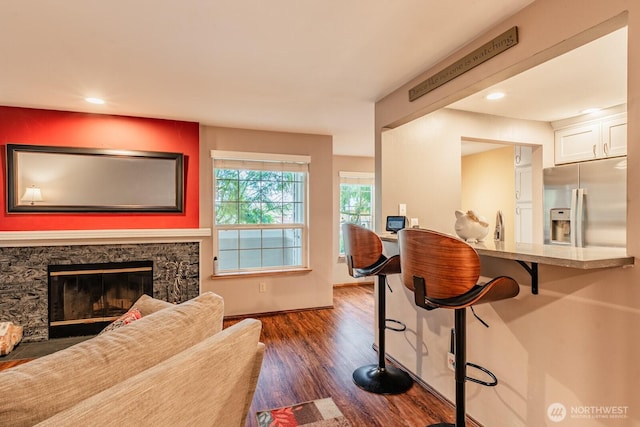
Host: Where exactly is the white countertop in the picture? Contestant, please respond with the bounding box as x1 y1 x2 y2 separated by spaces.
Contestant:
380 232 634 269
469 240 634 269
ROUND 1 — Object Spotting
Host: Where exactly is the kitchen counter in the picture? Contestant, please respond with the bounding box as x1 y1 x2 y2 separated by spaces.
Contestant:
380 232 633 268
380 232 634 293
468 239 634 269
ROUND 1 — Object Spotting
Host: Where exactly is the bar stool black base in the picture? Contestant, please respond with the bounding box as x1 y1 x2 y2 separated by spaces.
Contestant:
352 364 413 394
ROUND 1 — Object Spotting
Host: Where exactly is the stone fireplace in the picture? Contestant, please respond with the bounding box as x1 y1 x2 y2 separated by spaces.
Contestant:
0 228 209 342
48 260 154 338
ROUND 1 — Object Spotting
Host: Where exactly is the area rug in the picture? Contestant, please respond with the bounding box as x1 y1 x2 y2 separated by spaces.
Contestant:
256 397 350 427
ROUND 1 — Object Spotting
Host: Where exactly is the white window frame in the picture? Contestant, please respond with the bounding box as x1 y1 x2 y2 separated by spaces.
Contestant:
339 171 375 255
212 150 310 273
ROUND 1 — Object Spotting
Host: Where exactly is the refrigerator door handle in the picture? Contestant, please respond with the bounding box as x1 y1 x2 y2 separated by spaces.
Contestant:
570 189 578 246
576 188 586 247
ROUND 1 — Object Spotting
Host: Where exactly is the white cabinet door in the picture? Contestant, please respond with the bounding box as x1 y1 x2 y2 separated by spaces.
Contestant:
515 203 533 244
514 145 532 167
554 123 600 164
515 166 532 203
554 113 627 164
602 114 627 158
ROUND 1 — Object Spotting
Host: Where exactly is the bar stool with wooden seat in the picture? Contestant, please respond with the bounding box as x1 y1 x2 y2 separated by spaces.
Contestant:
342 223 413 394
398 228 520 426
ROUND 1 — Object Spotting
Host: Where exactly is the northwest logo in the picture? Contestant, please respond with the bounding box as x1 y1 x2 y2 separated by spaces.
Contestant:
547 403 567 423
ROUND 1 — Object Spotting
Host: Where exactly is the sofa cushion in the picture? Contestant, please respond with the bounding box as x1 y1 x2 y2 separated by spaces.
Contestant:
0 292 224 427
36 319 264 427
131 293 174 316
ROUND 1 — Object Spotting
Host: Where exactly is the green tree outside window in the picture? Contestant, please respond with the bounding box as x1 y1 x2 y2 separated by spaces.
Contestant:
339 183 374 253
215 168 305 272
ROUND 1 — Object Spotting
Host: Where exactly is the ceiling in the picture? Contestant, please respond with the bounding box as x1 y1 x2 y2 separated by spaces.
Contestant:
451 26 627 123
453 26 627 155
1 0 538 157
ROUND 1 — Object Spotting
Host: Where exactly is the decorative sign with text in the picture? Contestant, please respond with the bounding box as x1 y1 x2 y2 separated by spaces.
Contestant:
409 26 519 102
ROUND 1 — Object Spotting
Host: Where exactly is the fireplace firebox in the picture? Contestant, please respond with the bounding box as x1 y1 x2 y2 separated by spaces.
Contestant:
48 261 153 338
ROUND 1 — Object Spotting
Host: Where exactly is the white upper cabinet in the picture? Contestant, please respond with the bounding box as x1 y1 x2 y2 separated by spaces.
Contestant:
554 122 601 163
601 114 627 158
554 112 626 164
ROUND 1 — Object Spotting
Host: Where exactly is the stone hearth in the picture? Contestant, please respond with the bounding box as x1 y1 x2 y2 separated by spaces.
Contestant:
0 229 209 342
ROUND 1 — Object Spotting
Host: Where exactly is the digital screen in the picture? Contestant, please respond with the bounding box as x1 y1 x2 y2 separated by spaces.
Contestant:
386 216 406 233
388 221 404 229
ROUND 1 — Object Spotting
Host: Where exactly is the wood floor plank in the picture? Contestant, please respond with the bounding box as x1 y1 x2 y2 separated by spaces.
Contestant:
225 284 482 427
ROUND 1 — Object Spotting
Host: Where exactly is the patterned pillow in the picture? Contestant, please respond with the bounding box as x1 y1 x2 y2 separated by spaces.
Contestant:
100 308 142 334
0 322 23 355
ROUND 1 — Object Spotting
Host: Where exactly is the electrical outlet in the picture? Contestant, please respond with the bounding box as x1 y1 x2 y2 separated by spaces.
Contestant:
259 282 267 293
447 352 455 372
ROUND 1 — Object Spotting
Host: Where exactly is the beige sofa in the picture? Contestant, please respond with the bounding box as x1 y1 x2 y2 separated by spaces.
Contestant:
0 292 264 426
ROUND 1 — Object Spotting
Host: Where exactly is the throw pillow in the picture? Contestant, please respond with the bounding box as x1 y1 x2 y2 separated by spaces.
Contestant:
131 294 174 316
100 308 142 334
0 322 23 355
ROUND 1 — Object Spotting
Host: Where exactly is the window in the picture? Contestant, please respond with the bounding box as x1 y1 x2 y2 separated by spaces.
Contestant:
212 151 309 273
339 171 375 254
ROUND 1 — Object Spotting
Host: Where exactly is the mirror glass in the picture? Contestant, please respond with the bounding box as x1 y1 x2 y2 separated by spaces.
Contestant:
7 144 184 212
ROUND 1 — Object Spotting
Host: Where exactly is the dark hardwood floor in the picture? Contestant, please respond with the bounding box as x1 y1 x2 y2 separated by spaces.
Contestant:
225 284 481 427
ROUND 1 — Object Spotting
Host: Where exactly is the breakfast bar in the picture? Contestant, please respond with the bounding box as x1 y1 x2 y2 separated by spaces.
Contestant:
380 233 635 294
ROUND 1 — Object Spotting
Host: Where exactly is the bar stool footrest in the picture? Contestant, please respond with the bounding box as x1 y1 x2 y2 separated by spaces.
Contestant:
466 362 498 387
385 318 406 332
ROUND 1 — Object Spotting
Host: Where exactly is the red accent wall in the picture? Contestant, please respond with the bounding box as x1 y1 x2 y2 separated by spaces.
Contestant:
0 106 199 231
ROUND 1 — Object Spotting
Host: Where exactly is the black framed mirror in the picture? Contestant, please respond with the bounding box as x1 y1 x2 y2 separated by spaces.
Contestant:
6 144 184 213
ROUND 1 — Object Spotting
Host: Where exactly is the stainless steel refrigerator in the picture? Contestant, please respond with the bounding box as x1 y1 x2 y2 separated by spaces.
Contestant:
543 157 626 247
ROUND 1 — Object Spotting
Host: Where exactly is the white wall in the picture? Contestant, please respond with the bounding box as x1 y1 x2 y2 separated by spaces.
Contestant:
381 108 551 237
376 2 639 426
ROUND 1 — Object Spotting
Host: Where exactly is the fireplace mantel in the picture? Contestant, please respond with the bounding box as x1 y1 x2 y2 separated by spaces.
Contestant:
0 228 211 247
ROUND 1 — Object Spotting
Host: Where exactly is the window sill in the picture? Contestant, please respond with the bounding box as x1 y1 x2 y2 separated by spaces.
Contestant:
211 268 313 280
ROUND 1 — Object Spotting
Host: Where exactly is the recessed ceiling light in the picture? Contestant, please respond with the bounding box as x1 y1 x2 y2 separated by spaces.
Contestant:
485 92 505 100
581 107 601 114
85 97 105 105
